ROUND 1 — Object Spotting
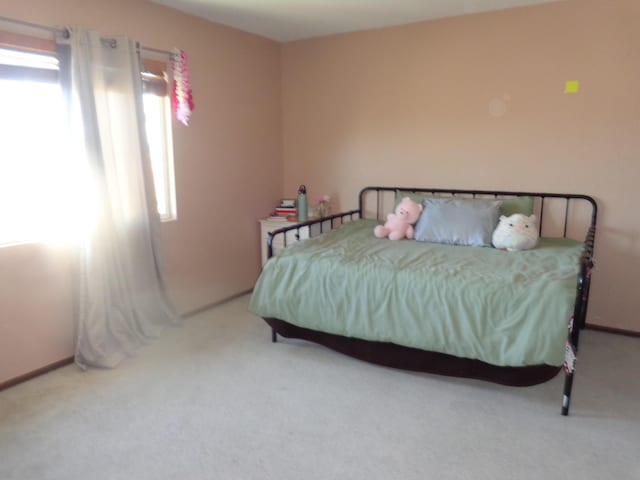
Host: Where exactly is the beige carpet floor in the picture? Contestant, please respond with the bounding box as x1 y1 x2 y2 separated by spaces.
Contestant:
1 295 639 480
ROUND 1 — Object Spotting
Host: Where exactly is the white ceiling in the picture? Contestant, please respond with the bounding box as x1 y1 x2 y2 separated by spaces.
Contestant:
150 0 561 42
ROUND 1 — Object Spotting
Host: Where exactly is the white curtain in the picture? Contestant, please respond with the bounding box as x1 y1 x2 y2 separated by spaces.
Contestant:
68 29 179 368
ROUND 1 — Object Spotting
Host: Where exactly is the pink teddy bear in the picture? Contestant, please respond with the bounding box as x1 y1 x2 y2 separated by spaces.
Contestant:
374 197 423 241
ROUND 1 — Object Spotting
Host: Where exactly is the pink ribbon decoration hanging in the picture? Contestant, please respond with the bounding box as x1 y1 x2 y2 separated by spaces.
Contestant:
171 48 195 125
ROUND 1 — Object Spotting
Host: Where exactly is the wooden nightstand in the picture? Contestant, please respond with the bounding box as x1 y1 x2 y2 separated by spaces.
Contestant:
259 216 311 267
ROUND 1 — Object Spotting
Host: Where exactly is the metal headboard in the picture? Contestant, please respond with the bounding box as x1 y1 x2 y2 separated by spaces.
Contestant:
359 186 597 241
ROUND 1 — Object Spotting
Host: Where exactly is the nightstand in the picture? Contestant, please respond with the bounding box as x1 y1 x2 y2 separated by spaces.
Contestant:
259 217 311 267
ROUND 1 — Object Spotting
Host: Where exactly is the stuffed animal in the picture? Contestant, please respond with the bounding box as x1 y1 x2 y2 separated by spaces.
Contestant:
492 213 539 251
374 197 423 241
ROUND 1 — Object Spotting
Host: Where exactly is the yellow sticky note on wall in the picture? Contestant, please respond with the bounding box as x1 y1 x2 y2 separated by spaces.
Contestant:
565 81 580 93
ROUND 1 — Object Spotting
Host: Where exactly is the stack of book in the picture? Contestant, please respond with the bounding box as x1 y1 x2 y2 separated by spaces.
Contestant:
274 198 297 217
274 207 297 216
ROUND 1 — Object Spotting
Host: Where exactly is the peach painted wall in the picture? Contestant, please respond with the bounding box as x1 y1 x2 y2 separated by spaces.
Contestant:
0 0 282 383
282 0 640 332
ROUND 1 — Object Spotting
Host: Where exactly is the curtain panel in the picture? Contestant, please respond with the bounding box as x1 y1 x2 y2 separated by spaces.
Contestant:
65 28 179 368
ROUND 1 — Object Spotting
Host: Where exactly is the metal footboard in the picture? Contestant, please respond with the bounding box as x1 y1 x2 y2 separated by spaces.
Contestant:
265 209 360 343
266 209 360 260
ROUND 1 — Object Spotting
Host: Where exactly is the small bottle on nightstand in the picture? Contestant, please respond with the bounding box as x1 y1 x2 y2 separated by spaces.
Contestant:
297 185 307 222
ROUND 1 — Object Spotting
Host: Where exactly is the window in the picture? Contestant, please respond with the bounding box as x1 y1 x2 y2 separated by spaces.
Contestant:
0 42 176 246
142 63 177 222
0 47 83 245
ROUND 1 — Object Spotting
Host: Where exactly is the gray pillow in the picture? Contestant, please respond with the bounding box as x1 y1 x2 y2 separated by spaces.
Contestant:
397 190 532 217
501 196 534 216
414 198 502 247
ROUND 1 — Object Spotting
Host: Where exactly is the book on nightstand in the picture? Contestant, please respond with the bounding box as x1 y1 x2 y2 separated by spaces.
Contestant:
279 198 296 208
266 215 289 221
274 207 297 216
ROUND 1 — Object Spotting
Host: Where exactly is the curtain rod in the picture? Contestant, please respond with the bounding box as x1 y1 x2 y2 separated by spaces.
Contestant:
0 15 175 58
142 46 176 58
0 15 66 36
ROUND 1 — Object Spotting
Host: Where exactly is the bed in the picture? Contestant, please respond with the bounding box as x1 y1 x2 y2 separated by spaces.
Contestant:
249 187 597 415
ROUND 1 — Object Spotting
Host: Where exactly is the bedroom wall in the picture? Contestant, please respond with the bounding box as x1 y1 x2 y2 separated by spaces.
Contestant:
281 0 640 332
0 0 282 384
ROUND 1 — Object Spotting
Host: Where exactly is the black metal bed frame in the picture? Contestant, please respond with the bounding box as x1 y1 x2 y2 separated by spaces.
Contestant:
264 186 597 416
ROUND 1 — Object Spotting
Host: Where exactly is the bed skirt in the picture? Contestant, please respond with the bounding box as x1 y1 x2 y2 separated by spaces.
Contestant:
264 317 561 387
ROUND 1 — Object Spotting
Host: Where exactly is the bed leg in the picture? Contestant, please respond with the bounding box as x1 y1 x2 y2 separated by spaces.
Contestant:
561 316 581 416
561 373 574 416
562 257 593 415
271 328 277 343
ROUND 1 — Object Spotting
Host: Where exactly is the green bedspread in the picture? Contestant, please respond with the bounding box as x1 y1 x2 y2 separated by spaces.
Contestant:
249 219 584 367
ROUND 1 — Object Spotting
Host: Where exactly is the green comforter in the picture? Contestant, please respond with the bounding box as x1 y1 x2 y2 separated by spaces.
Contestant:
249 219 584 367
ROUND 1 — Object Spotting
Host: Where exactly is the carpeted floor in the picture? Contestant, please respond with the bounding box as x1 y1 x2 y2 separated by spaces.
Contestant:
1 295 639 480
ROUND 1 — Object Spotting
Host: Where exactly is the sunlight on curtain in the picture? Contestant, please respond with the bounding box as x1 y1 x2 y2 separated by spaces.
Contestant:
69 28 179 368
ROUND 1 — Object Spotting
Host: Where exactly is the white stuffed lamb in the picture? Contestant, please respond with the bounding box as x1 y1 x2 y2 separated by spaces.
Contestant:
492 214 539 251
